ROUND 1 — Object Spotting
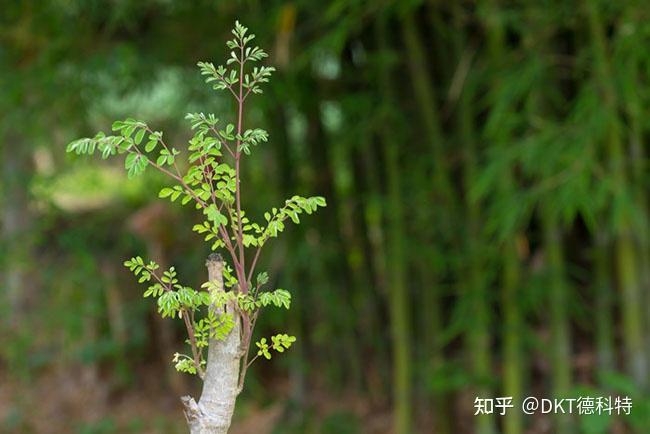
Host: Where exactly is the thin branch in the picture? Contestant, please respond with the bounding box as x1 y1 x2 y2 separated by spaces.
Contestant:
205 159 239 251
243 86 255 101
145 126 184 180
128 145 205 208
242 72 272 101
219 225 240 266
182 309 205 379
242 78 262 101
245 354 260 370
246 246 262 284
148 267 172 292
129 143 243 272
224 201 239 250
234 40 247 291
237 310 259 393
190 308 202 361
127 147 184 186
209 126 236 158
144 266 204 378
245 199 299 283
212 69 239 100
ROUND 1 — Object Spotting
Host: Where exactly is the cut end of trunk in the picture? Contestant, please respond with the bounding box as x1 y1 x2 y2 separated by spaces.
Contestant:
182 395 231 434
206 252 223 265
181 253 241 434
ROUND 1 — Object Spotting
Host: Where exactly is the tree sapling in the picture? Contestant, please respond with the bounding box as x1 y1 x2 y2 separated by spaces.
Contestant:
67 21 325 434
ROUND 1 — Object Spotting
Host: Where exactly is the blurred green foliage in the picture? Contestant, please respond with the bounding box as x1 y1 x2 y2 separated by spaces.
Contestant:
2 1 650 434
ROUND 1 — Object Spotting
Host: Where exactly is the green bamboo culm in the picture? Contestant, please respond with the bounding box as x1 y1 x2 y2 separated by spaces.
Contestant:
616 6 650 369
585 0 648 391
401 9 453 434
482 2 525 433
594 230 615 375
377 14 413 434
451 3 495 432
541 205 573 434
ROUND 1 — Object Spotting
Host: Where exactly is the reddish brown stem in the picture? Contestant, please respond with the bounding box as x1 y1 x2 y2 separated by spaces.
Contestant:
147 268 204 378
182 309 205 378
246 246 262 284
209 126 236 158
237 310 259 392
233 41 247 293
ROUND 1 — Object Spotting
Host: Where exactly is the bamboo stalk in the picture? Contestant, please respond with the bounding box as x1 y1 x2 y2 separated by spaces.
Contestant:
400 10 453 434
594 230 615 373
483 2 525 433
400 12 453 203
616 10 650 362
451 4 495 432
377 15 413 434
359 134 393 405
328 133 368 391
585 0 648 389
526 14 573 429
541 206 572 434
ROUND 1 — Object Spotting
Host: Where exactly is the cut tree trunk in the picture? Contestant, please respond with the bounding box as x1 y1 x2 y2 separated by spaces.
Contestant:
182 253 242 434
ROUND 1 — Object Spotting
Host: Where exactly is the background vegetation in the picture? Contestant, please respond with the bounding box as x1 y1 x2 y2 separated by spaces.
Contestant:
1 1 649 433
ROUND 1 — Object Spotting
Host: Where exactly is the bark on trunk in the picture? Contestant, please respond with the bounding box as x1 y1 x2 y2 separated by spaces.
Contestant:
182 253 241 434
